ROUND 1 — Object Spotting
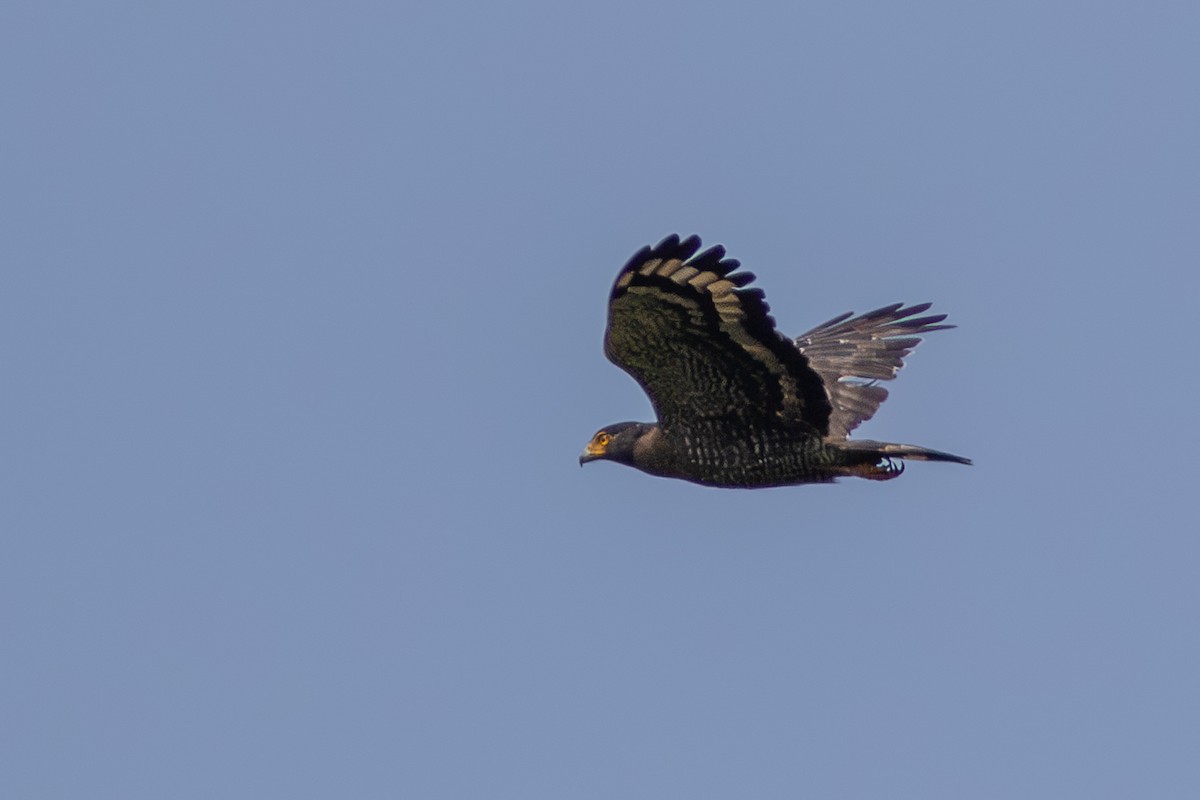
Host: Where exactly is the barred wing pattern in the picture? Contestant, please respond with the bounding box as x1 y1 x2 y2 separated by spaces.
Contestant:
604 235 833 434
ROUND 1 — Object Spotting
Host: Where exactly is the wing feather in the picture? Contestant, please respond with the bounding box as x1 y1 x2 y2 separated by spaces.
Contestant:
795 303 954 438
604 235 832 433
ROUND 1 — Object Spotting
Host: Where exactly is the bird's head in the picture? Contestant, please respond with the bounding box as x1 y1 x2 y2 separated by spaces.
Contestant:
579 421 650 467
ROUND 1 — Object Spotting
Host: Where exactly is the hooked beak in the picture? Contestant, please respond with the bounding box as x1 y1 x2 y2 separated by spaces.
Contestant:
579 441 606 466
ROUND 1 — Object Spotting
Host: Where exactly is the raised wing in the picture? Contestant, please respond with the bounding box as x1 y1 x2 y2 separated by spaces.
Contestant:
794 303 954 439
604 235 832 433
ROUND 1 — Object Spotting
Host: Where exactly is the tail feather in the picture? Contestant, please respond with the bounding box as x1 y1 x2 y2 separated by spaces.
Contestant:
841 439 973 466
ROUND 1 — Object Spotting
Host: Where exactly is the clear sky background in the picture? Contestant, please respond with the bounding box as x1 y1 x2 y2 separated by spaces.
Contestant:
3 2 1198 798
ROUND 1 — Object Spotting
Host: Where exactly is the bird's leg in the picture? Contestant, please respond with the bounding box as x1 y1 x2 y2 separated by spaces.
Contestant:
840 457 905 481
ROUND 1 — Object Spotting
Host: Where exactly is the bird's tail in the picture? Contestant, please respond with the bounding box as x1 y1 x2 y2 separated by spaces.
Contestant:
833 439 972 481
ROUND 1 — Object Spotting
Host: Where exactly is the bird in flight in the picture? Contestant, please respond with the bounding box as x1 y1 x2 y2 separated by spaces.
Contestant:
580 234 970 487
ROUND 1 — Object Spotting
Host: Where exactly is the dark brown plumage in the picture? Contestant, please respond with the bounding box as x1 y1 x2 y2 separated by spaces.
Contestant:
580 234 971 487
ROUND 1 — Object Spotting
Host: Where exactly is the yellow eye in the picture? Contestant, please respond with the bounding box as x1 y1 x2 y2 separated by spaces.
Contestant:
595 432 611 447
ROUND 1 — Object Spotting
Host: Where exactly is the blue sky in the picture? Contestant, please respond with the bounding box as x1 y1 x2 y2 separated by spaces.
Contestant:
3 2 1198 797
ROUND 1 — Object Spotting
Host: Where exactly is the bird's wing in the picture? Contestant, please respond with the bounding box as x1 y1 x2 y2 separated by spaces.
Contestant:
604 235 832 433
794 303 953 439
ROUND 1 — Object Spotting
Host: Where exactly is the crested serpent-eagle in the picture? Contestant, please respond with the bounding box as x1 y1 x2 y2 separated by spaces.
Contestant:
580 234 971 487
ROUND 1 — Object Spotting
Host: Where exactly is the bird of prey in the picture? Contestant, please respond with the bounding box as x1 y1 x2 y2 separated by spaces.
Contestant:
580 234 970 487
